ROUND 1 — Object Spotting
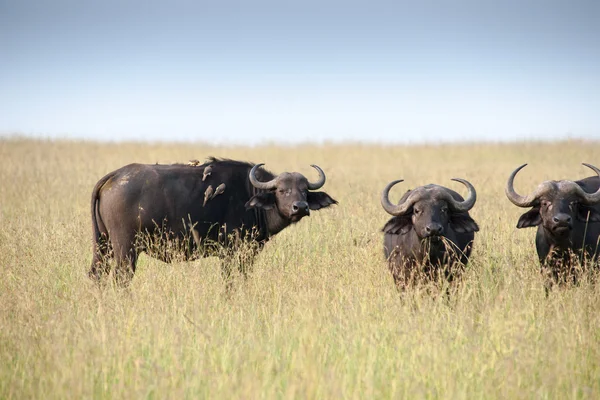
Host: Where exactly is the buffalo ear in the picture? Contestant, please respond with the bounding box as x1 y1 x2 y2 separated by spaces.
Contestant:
382 216 412 235
577 205 600 222
450 213 480 233
307 191 338 210
245 192 276 210
516 207 542 228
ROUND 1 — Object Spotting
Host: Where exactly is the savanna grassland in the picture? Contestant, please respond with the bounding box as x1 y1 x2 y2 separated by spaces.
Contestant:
1 138 600 399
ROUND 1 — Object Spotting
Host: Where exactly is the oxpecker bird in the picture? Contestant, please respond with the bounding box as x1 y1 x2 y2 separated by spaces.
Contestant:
213 183 226 198
203 185 214 206
203 165 213 181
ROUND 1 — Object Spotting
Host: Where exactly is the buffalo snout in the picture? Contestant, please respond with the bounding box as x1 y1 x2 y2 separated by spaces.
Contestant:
291 201 310 217
551 214 572 225
424 223 444 237
549 213 573 234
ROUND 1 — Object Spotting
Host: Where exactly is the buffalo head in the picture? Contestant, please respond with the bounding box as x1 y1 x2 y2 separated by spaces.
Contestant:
505 163 600 237
381 179 479 240
245 163 337 222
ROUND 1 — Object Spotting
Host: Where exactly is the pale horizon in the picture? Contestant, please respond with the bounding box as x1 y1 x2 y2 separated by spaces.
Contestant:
2 0 599 145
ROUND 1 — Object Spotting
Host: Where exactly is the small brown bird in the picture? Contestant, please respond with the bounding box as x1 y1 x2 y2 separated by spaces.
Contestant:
203 185 214 206
212 183 226 198
187 159 201 166
202 165 212 181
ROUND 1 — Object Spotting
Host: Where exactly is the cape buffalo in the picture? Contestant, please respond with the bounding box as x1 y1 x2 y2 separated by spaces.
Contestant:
90 158 337 284
505 163 600 288
380 179 479 288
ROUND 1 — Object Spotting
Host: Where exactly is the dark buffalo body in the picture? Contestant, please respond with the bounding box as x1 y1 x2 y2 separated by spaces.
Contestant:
90 158 337 282
381 179 479 287
506 163 600 288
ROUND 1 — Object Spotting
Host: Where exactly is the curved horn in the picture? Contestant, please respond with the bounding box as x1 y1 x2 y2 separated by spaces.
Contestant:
505 163 557 207
505 164 539 207
249 163 278 190
576 163 600 204
445 178 477 212
380 179 417 216
307 164 326 190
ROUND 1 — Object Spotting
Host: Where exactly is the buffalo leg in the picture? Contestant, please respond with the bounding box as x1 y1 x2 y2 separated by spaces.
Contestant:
220 259 234 291
112 236 138 285
389 261 409 290
89 234 111 281
235 246 258 278
219 248 259 292
218 229 262 290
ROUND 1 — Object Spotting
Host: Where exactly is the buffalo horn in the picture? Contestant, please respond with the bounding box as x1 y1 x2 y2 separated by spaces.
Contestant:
445 178 477 212
504 164 551 207
249 164 278 190
307 164 326 190
575 163 600 204
381 180 416 216
505 163 600 207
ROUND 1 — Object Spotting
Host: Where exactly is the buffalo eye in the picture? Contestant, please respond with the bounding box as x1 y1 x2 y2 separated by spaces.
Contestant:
441 206 448 214
414 208 421 215
569 201 578 211
541 200 551 208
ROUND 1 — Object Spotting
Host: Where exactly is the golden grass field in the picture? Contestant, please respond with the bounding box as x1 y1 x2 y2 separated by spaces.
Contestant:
1 138 600 399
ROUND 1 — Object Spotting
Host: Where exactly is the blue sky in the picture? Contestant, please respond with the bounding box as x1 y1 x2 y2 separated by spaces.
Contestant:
1 0 599 144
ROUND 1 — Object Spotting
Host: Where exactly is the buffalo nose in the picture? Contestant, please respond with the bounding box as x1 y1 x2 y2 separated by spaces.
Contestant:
425 223 444 236
292 201 309 214
553 215 572 224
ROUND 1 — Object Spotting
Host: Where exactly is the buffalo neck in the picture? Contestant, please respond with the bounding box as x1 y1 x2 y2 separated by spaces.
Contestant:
419 238 445 264
247 182 291 238
542 225 573 250
264 208 291 236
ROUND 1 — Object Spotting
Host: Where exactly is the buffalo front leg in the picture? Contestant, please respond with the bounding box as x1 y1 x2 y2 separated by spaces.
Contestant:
387 251 417 290
220 258 234 292
389 260 408 290
219 246 260 291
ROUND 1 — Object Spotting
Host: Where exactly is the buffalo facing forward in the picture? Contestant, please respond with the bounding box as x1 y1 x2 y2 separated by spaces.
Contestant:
381 179 479 287
505 163 600 288
90 158 337 283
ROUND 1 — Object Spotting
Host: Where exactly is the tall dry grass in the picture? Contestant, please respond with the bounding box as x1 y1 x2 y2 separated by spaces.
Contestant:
1 138 599 399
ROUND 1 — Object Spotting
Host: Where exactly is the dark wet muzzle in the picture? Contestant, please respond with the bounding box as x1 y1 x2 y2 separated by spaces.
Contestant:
552 214 572 225
424 223 444 237
291 201 310 217
551 213 573 231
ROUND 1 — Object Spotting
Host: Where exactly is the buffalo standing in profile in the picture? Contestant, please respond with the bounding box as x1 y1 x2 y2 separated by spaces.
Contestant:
380 178 479 287
90 158 337 284
505 163 600 288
